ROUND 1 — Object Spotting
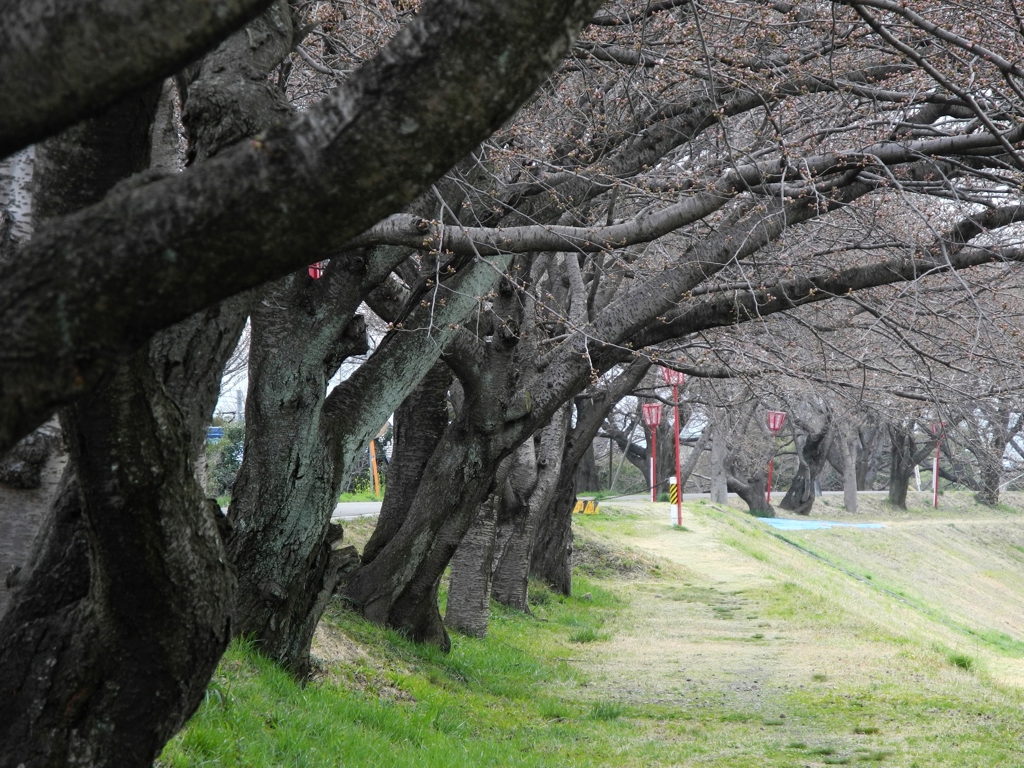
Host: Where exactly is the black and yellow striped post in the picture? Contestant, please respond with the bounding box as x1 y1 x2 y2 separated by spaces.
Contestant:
669 475 680 523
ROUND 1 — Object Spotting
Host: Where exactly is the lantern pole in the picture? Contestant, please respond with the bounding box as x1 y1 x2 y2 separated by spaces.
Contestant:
642 402 663 503
660 367 685 526
673 381 682 524
650 424 658 503
766 411 787 505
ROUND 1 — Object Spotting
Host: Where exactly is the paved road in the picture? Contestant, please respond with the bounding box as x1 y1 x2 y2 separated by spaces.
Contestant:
331 501 382 521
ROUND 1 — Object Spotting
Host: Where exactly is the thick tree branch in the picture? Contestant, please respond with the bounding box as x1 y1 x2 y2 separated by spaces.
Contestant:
353 128 1023 257
0 0 274 157
0 0 606 454
633 246 1024 349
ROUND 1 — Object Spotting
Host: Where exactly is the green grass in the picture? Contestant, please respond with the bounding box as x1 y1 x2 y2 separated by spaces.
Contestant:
162 493 1024 767
160 575 624 768
337 490 382 502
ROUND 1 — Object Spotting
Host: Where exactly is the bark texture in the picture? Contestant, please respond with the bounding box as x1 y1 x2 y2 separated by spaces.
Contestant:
446 491 501 637
0 424 60 490
226 285 367 673
490 410 569 611
0 33 254 765
229 256 504 671
0 0 607 454
530 361 651 595
0 0 272 156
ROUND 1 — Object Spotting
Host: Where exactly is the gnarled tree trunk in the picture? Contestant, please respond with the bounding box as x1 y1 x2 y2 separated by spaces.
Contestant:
779 416 832 515
490 407 569 611
887 422 936 509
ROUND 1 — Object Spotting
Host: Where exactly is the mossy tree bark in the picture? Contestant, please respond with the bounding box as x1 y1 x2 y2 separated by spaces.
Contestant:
0 78 248 765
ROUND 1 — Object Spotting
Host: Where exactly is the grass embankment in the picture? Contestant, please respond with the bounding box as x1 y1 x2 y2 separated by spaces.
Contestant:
161 494 1024 766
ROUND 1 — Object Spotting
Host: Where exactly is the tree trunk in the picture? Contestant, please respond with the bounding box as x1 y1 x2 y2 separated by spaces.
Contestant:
729 475 774 517
226 285 368 674
975 459 1001 506
840 423 859 513
779 420 832 515
0 75 248 767
887 423 937 510
887 424 914 509
575 442 601 491
491 407 569 612
0 285 247 766
343 419 506 648
530 361 650 596
231 255 509 668
530 469 577 595
445 491 500 637
856 417 883 490
362 362 453 566
709 420 728 504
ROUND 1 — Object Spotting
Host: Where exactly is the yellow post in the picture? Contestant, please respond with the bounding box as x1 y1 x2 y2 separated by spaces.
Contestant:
369 440 380 498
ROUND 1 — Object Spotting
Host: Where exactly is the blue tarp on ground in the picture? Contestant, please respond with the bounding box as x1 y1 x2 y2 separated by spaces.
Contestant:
763 518 884 531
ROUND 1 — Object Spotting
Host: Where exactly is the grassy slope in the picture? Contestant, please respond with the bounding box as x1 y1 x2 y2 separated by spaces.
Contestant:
160 493 1024 767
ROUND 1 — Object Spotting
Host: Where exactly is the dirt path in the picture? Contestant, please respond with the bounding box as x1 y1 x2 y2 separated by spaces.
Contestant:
571 501 1024 713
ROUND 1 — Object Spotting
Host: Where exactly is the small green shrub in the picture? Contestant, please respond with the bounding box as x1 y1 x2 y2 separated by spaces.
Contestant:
589 701 625 721
569 626 601 643
947 651 975 672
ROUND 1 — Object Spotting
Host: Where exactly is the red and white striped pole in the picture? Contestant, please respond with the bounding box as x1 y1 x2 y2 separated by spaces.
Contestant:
642 403 663 503
660 367 686 526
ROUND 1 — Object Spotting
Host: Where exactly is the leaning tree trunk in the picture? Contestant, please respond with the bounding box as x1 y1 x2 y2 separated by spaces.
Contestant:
530 360 651 596
232 255 509 667
361 362 453 566
343 408 511 647
342 282 531 647
0 347 239 768
225 284 368 674
729 475 774 517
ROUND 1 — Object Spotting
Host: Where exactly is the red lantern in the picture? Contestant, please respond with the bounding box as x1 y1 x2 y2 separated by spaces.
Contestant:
660 366 686 386
767 410 787 435
642 403 663 427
